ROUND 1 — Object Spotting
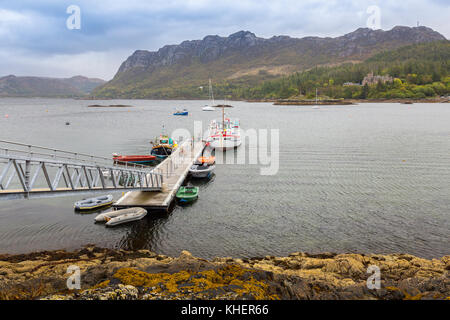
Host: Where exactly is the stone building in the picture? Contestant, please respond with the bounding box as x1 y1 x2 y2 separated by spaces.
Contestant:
362 72 393 86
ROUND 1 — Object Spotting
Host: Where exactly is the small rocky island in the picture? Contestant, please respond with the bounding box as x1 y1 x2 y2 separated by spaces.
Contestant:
88 104 134 108
274 99 355 106
0 246 448 300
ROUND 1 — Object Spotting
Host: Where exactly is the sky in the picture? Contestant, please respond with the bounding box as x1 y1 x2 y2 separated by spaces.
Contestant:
0 0 449 80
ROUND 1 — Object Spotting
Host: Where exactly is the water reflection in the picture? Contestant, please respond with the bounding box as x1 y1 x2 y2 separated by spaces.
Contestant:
116 214 169 252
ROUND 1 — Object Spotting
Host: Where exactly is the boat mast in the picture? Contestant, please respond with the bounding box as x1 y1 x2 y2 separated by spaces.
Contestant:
209 79 215 105
222 107 225 134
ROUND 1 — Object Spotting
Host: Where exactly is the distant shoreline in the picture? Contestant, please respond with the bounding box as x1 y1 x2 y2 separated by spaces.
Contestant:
249 97 450 104
0 96 448 104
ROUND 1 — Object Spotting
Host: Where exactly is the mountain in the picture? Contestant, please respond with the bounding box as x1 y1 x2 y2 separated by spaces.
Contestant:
92 26 446 99
0 75 106 97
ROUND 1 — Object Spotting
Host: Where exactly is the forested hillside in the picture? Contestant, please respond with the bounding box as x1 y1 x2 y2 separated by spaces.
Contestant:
236 41 450 100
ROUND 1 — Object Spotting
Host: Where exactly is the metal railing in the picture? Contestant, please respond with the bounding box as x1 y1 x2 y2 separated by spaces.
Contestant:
0 140 164 200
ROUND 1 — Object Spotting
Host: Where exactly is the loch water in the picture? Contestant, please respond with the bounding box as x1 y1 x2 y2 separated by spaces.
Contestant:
0 98 448 259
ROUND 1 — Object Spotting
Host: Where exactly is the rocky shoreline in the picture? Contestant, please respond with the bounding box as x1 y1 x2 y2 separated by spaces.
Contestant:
0 246 448 300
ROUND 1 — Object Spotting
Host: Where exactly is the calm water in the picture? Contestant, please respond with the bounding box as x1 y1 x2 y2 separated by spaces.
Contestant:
0 98 449 259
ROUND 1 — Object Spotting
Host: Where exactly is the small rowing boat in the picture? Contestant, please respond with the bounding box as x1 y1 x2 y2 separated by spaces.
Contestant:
113 154 156 165
173 109 188 116
74 195 113 211
189 164 215 178
176 186 199 203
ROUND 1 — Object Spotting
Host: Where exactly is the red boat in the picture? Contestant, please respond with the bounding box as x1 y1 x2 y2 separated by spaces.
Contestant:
113 155 156 165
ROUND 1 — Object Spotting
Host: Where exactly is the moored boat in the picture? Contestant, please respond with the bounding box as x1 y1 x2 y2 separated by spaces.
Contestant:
105 207 147 226
195 156 215 165
189 164 215 178
94 207 146 222
74 195 113 211
206 105 241 151
176 186 199 203
113 154 156 165
174 109 188 116
150 132 178 159
202 79 216 111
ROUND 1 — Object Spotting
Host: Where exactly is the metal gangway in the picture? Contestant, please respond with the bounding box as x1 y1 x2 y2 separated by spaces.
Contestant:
0 140 164 200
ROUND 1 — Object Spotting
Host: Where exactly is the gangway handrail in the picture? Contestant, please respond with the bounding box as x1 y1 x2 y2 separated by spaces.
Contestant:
0 139 152 170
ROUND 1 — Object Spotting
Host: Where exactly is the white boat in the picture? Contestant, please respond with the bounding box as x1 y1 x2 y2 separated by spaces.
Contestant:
202 79 216 111
95 207 142 222
207 105 241 150
95 207 147 226
189 164 215 178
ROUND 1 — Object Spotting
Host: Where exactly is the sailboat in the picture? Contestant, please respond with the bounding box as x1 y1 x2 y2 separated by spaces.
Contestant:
207 105 241 150
312 88 320 109
202 79 216 111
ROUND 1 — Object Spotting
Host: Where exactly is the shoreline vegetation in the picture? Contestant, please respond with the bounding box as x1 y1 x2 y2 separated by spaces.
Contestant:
0 246 448 300
250 97 450 105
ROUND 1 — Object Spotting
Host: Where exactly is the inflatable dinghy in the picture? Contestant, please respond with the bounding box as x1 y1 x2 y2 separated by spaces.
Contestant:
104 207 147 227
74 195 113 211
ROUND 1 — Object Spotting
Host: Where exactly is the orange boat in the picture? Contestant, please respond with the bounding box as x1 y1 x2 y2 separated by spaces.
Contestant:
196 156 215 165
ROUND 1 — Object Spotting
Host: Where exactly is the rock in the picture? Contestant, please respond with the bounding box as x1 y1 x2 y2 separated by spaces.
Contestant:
0 247 448 300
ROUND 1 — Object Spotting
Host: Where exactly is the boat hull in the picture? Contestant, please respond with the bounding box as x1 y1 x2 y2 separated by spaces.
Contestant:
151 146 174 159
210 139 241 150
189 165 215 178
113 155 156 165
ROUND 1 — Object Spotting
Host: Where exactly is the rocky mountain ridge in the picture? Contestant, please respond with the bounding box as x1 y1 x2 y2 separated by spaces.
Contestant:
117 26 445 74
93 26 446 99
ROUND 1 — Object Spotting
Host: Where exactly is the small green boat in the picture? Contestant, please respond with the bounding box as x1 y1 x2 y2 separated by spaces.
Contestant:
176 186 199 203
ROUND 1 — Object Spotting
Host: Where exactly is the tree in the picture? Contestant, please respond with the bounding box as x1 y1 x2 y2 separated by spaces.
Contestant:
360 84 369 99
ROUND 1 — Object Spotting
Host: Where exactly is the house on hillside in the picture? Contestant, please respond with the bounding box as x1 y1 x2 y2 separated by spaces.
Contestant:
362 72 393 86
343 82 361 86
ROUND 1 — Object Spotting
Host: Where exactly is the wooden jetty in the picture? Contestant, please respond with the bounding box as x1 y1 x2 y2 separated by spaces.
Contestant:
113 139 204 211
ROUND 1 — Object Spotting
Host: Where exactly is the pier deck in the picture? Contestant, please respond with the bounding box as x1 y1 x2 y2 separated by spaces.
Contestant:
113 139 204 211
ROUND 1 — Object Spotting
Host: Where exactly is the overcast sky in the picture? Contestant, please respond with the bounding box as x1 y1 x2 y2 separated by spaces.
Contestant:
0 0 448 80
